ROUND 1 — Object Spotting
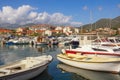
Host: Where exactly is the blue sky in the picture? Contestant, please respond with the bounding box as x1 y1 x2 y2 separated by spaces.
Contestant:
0 0 120 27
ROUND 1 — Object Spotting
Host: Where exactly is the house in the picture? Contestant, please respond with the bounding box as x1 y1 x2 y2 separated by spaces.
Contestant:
63 26 72 35
16 27 27 35
26 30 34 36
74 28 80 34
45 30 52 36
55 26 63 30
0 28 12 34
35 30 45 36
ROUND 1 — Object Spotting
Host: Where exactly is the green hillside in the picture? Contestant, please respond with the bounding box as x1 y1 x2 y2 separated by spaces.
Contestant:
82 16 120 30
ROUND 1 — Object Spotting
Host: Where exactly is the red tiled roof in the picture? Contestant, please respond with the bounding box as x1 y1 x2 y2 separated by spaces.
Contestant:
0 29 12 33
36 30 45 33
51 30 62 32
27 30 34 34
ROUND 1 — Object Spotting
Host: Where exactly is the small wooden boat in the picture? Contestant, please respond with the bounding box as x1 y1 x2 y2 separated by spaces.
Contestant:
57 53 120 73
0 55 52 80
57 63 120 80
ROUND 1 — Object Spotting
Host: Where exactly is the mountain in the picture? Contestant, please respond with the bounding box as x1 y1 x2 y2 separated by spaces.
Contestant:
0 23 36 29
0 16 120 30
82 16 120 30
0 23 20 29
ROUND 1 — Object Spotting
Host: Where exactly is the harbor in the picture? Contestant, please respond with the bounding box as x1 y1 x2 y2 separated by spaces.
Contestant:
0 0 120 80
0 44 120 80
0 32 120 80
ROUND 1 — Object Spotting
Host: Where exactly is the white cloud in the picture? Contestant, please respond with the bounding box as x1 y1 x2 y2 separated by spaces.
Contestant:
70 22 82 27
83 6 88 10
118 4 120 8
98 6 102 11
0 5 82 27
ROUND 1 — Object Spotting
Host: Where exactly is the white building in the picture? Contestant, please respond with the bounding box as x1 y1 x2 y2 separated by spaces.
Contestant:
55 26 63 30
63 26 72 35
45 30 52 36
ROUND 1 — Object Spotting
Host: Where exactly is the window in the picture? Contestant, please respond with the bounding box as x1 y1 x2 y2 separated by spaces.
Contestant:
81 36 84 40
113 48 120 52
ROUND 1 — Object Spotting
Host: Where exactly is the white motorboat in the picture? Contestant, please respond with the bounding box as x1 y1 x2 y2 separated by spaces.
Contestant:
0 55 52 80
64 34 120 58
6 38 29 45
64 44 120 58
57 53 120 73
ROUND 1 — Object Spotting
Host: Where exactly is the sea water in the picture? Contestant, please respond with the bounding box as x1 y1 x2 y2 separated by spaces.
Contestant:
0 45 120 80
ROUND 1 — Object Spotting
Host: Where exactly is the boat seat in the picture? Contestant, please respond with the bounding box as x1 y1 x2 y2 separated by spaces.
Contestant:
0 69 11 75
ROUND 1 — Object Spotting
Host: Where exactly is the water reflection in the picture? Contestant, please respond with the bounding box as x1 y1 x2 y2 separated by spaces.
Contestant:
30 68 53 80
34 45 48 53
0 45 47 65
57 63 120 80
0 45 59 65
35 45 59 53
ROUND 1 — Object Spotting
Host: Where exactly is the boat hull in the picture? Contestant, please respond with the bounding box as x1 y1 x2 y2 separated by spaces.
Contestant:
0 64 48 80
0 55 52 80
57 54 120 73
6 42 29 45
65 50 120 58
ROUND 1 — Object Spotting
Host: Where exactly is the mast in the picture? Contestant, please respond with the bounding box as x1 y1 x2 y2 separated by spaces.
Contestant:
90 10 93 45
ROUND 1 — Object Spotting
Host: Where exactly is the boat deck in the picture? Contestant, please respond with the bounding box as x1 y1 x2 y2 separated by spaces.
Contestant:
0 57 44 76
58 53 120 63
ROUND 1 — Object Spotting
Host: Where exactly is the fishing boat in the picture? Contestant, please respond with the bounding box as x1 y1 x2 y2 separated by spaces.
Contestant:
64 44 120 58
57 53 120 73
5 38 29 45
57 63 120 80
31 36 49 46
0 55 52 80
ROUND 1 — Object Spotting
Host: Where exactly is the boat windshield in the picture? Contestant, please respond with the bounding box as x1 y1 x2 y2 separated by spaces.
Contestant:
113 48 120 52
92 48 108 52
